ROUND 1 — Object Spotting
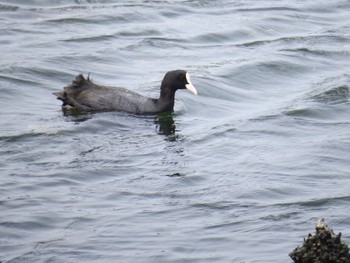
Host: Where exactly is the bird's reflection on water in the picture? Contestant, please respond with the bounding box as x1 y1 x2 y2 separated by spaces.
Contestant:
61 107 93 123
60 107 182 141
154 112 176 139
154 112 186 142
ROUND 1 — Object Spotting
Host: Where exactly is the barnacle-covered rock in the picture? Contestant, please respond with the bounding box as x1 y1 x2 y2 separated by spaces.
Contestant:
290 218 350 263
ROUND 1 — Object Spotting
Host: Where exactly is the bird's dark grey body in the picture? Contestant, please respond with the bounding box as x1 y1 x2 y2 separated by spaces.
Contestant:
53 70 197 114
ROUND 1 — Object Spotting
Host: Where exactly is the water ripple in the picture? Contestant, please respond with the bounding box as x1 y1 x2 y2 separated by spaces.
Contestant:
2 1 350 262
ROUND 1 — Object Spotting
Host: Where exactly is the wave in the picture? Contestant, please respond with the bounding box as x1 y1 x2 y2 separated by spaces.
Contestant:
310 75 350 105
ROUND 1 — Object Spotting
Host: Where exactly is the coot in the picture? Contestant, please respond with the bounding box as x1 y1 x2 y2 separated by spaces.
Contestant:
53 70 197 114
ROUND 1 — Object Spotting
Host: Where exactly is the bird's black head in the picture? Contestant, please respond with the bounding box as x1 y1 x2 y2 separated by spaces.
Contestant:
161 70 197 96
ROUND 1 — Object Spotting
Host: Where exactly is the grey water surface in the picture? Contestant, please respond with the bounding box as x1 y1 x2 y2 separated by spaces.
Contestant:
1 0 350 262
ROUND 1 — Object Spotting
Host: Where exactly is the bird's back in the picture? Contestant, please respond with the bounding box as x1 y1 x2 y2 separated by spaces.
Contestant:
54 75 158 114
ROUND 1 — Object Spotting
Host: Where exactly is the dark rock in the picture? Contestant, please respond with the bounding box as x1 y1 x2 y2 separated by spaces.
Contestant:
290 218 350 263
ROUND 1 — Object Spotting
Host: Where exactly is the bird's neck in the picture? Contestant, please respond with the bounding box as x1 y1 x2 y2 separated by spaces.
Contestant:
157 86 175 112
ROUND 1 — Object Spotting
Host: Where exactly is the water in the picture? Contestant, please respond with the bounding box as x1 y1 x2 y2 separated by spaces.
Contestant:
1 0 350 262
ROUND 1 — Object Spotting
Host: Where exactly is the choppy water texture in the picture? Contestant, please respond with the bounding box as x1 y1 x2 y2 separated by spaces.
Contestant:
1 1 350 262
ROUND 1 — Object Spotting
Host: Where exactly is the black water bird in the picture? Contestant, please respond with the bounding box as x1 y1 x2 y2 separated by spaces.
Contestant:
53 70 197 114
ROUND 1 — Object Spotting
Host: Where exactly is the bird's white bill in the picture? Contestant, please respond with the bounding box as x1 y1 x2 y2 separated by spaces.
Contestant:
185 72 197 95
